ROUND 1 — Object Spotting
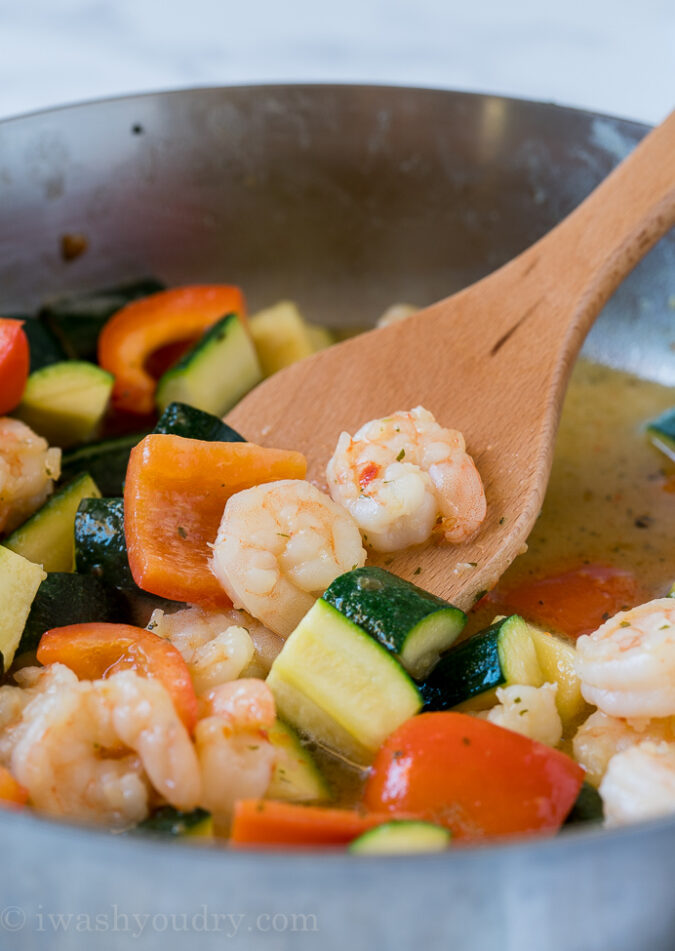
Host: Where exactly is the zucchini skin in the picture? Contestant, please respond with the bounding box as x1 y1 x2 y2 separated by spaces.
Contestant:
420 622 505 711
19 573 128 655
154 402 246 442
74 498 136 590
60 432 149 497
15 316 67 372
564 782 604 826
136 806 212 837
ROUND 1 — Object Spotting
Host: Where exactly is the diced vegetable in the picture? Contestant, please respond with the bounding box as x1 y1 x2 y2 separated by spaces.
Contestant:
37 622 198 732
41 278 165 362
526 623 593 732
4 472 100 572
230 800 402 847
155 313 261 416
0 317 29 414
266 599 422 765
153 401 246 443
16 316 66 372
18 573 128 656
74 497 136 590
364 712 584 840
14 361 114 446
266 720 331 803
420 614 543 712
0 546 46 672
98 284 245 414
0 766 28 809
349 820 450 854
323 567 466 679
306 324 335 352
646 406 675 462
60 432 148 497
249 301 315 376
564 782 604 826
484 563 641 638
137 807 213 838
124 435 306 605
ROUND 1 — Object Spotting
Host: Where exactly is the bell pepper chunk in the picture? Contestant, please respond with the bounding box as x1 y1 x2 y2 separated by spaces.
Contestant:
0 318 30 414
364 712 584 841
230 800 406 848
37 622 198 733
0 765 28 809
98 285 245 414
124 434 307 607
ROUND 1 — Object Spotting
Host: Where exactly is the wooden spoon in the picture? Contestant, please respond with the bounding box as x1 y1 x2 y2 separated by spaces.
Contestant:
228 110 675 610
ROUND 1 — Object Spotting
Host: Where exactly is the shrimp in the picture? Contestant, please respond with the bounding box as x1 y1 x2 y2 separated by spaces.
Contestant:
572 710 675 786
326 406 486 552
195 679 277 824
600 741 675 827
7 668 201 827
0 417 61 534
478 683 563 748
210 479 366 638
575 598 675 718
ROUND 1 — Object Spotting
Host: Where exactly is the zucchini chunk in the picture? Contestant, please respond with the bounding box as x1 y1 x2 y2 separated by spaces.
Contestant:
420 614 544 712
74 497 136 590
349 820 451 854
0 547 46 673
266 599 422 765
564 782 604 826
18 573 128 655
4 473 100 572
60 432 148 497
15 316 67 372
41 277 165 362
153 401 246 442
249 301 315 376
527 624 592 732
266 719 331 803
155 313 262 416
15 361 114 446
645 406 675 462
306 324 335 352
323 567 466 679
136 806 213 838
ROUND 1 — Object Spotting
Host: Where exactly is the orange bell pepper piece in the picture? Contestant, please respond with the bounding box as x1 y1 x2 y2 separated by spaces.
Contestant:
364 712 584 841
230 800 407 848
0 318 29 414
98 285 245 414
124 434 307 607
0 765 28 809
37 622 198 733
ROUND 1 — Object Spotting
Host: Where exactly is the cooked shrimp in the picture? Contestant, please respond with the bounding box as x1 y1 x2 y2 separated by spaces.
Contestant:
326 406 486 552
0 418 61 534
210 479 366 637
575 598 675 718
572 710 675 786
478 683 563 747
7 669 201 827
0 664 78 766
196 680 277 823
600 740 675 827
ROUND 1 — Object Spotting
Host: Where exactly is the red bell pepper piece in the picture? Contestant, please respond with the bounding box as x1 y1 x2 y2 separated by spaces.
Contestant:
0 318 30 414
124 434 307 606
37 622 198 733
0 765 28 809
98 285 245 414
230 800 407 848
363 712 584 841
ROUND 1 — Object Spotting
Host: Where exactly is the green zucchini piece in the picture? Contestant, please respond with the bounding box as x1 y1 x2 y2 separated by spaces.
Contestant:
15 361 114 447
60 432 149 497
0 547 46 673
323 567 466 679
41 277 165 361
420 614 544 712
667 582 675 598
18 573 128 655
267 599 422 765
266 719 331 803
74 497 136 590
645 406 675 462
153 401 246 442
136 806 213 838
349 820 451 854
155 313 262 416
564 782 604 826
4 473 100 572
9 316 67 372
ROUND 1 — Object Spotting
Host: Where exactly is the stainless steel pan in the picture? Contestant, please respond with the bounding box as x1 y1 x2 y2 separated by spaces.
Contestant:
1 85 674 951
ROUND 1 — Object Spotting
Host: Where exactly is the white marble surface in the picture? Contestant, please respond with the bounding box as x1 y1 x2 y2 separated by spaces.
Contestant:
0 0 673 123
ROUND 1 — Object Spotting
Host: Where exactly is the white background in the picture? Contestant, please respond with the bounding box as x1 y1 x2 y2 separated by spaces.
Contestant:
0 0 673 123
